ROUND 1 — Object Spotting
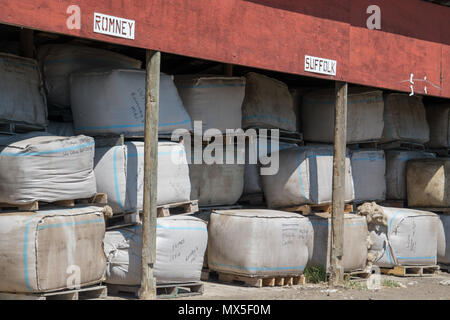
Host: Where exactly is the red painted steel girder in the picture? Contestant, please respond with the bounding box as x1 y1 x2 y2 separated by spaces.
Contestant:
0 0 449 98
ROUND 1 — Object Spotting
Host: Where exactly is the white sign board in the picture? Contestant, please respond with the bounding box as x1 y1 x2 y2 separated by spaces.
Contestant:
304 55 337 76
93 12 135 40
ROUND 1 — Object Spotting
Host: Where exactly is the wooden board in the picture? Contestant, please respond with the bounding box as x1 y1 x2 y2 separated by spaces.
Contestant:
214 271 305 288
107 282 204 299
0 193 108 212
408 207 450 214
157 200 199 217
283 203 354 215
0 285 107 300
439 264 450 273
380 265 440 277
378 141 425 151
0 121 46 134
1 0 449 98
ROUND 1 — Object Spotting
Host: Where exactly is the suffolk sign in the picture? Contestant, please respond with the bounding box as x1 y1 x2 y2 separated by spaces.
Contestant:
304 55 337 76
93 12 135 40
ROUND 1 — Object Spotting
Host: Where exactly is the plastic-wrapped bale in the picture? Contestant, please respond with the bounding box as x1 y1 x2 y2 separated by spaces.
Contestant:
307 213 371 273
174 76 245 136
70 69 192 136
243 140 298 195
103 216 208 285
94 141 190 214
407 158 450 207
426 104 450 148
0 133 97 205
47 121 75 136
208 210 313 276
0 53 47 127
302 89 384 143
437 214 450 265
381 94 429 144
0 206 107 293
357 203 439 267
242 72 297 132
261 145 354 208
37 44 142 109
189 145 245 206
350 150 386 201
385 150 435 200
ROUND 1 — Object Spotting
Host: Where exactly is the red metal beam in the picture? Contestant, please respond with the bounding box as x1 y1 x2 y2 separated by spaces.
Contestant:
1 0 449 98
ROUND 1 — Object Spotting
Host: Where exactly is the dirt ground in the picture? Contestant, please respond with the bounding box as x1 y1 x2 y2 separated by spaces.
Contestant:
103 272 450 300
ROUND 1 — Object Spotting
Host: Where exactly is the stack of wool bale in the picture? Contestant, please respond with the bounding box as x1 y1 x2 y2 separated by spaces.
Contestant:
174 75 247 207
239 73 300 202
0 48 109 294
357 203 440 269
43 44 210 285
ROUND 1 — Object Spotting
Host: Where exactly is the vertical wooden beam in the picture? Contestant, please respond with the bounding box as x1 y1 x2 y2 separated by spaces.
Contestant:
224 64 233 76
140 50 160 300
20 28 34 58
329 81 348 287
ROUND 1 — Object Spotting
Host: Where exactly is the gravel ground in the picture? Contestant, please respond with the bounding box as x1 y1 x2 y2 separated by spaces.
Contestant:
102 272 450 300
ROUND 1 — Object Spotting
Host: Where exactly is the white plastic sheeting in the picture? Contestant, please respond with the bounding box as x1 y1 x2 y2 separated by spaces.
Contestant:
302 89 384 143
94 141 191 214
261 145 354 208
0 133 97 204
103 216 208 285
242 72 297 132
350 150 386 201
174 76 245 135
358 203 439 267
0 206 106 293
307 213 370 272
208 210 313 276
0 53 47 127
37 44 142 109
385 150 435 200
70 69 192 136
381 94 429 144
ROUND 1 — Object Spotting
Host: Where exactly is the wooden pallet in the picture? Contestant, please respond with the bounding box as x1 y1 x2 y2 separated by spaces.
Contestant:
0 121 46 134
107 282 204 299
157 200 199 217
379 141 425 151
343 270 372 280
214 271 305 288
377 200 406 208
408 207 450 213
439 264 450 273
0 285 107 300
426 149 450 157
238 193 265 206
282 203 354 215
0 193 108 212
347 141 379 150
380 265 440 277
106 211 140 230
198 204 243 214
250 127 304 145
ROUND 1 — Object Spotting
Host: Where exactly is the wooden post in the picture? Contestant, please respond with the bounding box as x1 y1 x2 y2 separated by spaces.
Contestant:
20 28 34 58
224 64 233 76
140 50 160 300
329 81 348 287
